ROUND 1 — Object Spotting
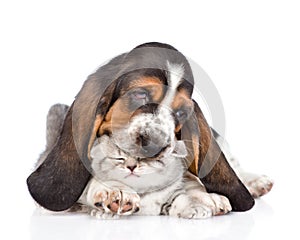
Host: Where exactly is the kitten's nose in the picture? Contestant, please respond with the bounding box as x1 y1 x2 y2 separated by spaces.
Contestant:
127 165 137 172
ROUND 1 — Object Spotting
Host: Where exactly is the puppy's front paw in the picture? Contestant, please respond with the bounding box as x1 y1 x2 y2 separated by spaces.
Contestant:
168 194 212 219
246 175 274 198
93 189 140 216
193 193 232 216
169 205 212 219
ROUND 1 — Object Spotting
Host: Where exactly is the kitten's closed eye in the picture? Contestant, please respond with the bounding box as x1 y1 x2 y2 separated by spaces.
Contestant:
148 159 165 168
109 157 125 164
114 157 125 161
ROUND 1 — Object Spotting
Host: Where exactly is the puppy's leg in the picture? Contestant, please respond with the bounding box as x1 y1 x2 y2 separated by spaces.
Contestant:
183 172 232 217
237 171 274 198
78 179 140 219
212 128 274 198
167 190 213 219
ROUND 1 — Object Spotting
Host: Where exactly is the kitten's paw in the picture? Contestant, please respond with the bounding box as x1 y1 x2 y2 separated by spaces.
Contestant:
93 189 140 216
90 209 120 219
119 191 140 215
246 175 274 198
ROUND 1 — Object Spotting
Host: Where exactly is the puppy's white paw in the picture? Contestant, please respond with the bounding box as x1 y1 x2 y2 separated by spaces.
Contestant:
246 175 274 198
195 193 232 216
172 205 212 219
189 205 213 219
186 187 232 216
168 194 212 219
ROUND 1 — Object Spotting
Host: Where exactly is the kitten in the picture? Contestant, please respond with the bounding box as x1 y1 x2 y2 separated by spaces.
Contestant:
78 135 232 219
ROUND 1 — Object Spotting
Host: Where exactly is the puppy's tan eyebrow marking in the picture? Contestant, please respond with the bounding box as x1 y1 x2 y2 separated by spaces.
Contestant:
171 88 193 110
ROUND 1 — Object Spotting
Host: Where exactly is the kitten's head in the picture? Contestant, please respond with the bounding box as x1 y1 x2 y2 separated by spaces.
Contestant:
90 135 187 193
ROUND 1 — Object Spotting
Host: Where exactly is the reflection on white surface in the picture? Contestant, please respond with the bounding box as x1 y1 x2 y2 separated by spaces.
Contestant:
30 200 273 240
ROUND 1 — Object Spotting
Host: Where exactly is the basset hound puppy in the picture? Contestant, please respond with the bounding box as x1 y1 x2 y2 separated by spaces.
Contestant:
27 42 273 213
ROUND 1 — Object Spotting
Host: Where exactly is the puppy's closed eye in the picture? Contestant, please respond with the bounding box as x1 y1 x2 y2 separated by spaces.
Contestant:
174 104 193 126
175 109 188 122
132 90 148 101
129 89 149 106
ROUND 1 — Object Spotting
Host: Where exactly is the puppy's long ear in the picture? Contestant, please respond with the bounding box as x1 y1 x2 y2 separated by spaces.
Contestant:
27 66 120 211
27 104 91 211
181 100 254 211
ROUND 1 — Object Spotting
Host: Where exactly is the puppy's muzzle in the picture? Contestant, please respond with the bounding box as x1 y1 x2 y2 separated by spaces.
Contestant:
112 103 175 158
136 128 170 158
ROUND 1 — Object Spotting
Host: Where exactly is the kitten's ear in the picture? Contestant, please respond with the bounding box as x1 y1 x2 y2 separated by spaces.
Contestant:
181 100 254 211
172 140 188 157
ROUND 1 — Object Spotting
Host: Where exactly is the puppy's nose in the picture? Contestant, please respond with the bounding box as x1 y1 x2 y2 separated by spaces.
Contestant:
138 134 164 157
139 134 150 147
127 165 137 172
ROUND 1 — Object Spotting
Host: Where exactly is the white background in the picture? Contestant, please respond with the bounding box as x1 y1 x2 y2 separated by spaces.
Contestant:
1 0 299 239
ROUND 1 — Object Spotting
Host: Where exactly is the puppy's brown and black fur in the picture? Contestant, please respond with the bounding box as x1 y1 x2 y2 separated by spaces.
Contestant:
27 42 254 212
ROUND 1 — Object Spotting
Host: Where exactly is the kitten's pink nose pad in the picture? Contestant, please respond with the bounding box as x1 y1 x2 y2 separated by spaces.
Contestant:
127 165 137 172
